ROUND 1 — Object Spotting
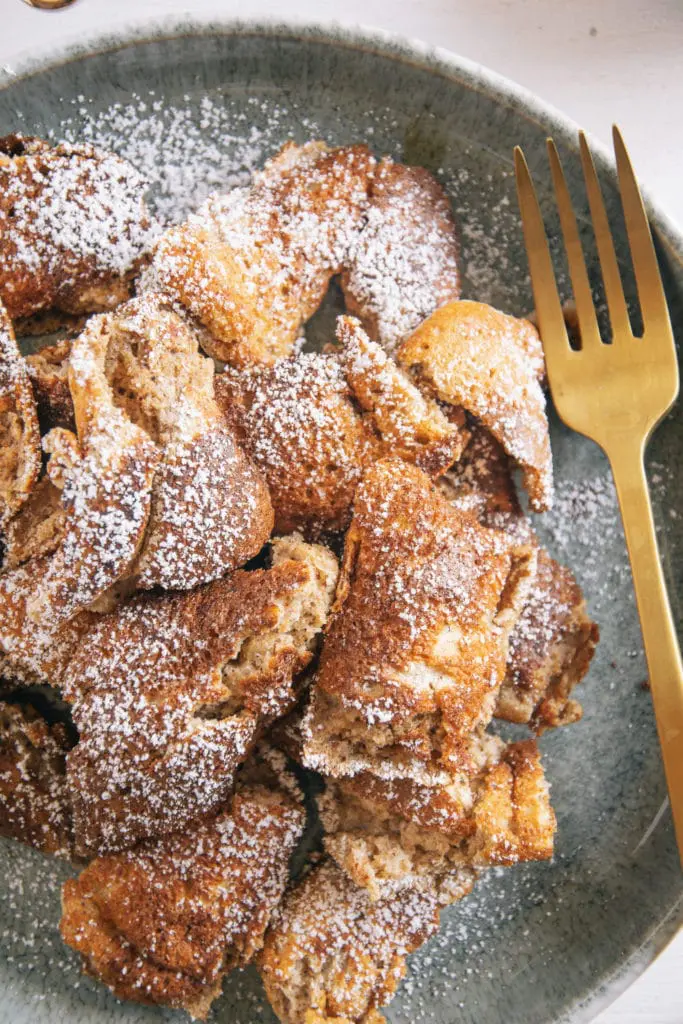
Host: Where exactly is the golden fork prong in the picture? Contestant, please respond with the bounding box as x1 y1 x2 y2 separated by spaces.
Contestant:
547 138 601 349
613 125 673 341
578 131 632 341
513 147 571 363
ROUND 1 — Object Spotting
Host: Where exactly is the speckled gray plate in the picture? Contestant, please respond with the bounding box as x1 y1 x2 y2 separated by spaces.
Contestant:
0 19 681 1024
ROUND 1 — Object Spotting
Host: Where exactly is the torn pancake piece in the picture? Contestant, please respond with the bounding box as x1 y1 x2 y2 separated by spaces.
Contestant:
319 738 555 901
438 427 598 730
63 537 338 855
259 857 472 1024
0 303 41 528
0 700 73 857
151 141 375 366
341 159 461 354
398 300 553 511
216 316 466 537
302 458 536 784
0 135 156 321
497 547 599 731
61 771 305 1020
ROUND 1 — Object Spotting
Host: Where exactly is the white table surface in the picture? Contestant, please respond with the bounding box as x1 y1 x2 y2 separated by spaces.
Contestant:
1 1 682 1021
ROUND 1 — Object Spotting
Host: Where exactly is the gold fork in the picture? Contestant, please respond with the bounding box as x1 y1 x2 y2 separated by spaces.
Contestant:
515 127 683 863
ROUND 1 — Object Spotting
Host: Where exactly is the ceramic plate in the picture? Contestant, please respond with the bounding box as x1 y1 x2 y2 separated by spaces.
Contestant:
0 20 681 1024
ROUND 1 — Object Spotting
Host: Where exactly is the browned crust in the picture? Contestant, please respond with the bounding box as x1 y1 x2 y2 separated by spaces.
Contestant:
259 859 443 1024
0 700 73 857
132 421 274 590
341 159 461 353
0 136 155 321
398 300 553 511
496 547 599 731
61 784 305 1019
152 142 375 366
0 303 41 528
63 547 337 856
302 458 536 782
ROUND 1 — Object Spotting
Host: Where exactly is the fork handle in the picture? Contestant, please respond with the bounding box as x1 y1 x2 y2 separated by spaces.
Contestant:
608 439 683 863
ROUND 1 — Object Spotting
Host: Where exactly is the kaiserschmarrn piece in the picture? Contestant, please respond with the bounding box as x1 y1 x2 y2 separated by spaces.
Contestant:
259 859 457 1024
216 316 466 536
63 537 338 855
151 141 375 366
0 555 98 686
302 458 537 783
61 773 305 1019
0 135 156 322
398 300 553 511
319 738 555 901
0 303 41 529
497 547 599 731
440 427 598 729
0 700 73 857
341 158 461 353
30 293 273 619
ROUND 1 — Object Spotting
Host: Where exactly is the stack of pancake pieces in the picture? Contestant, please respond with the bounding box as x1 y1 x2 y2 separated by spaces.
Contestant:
0 132 599 1023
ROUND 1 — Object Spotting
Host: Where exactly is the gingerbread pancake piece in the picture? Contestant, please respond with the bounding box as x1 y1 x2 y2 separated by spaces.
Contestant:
259 858 467 1024
151 141 375 366
302 458 537 783
216 317 466 537
335 315 467 477
61 774 305 1019
497 547 599 731
341 159 461 354
63 538 338 855
398 300 553 511
319 738 555 901
0 700 73 857
0 554 98 686
0 135 156 321
0 303 41 529
438 427 598 729
216 352 380 537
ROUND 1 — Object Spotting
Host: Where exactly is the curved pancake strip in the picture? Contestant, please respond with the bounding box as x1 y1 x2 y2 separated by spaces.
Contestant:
0 304 41 528
398 300 553 511
151 142 375 366
341 159 461 353
0 135 156 321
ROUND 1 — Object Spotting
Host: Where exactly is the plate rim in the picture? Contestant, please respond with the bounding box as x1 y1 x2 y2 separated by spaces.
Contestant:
0 15 681 1024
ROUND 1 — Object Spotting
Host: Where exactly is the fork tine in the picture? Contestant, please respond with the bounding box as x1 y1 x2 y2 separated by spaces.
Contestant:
613 125 673 339
579 131 632 341
514 147 572 365
547 138 601 348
